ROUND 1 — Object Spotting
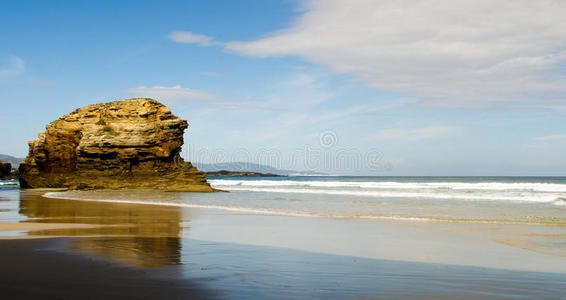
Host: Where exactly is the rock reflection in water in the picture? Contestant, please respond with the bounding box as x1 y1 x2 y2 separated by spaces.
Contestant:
18 191 184 267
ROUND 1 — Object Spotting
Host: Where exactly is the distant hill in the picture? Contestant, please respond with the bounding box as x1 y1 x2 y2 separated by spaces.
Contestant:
194 162 326 176
0 154 24 168
204 170 284 177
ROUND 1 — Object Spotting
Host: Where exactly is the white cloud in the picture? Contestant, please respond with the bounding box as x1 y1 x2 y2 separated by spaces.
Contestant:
168 31 217 46
210 72 334 112
535 134 566 141
224 0 566 109
0 56 25 79
374 126 457 141
128 85 220 104
282 72 334 105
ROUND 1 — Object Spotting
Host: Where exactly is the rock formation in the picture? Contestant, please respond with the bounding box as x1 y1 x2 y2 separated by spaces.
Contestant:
19 98 214 192
0 161 13 179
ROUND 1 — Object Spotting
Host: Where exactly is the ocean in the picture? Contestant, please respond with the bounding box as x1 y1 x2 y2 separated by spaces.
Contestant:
2 176 566 298
38 176 566 226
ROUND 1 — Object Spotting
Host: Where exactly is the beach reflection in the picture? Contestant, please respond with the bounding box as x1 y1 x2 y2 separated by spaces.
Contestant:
18 190 184 267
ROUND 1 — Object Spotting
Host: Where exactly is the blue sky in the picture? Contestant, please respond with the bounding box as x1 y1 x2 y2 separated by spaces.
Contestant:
1 0 566 175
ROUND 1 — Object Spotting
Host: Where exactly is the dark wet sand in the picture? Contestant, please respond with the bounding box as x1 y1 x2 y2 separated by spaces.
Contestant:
2 189 566 299
0 238 215 300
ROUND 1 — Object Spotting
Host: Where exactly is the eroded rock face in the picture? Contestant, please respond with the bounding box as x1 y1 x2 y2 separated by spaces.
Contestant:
19 98 214 191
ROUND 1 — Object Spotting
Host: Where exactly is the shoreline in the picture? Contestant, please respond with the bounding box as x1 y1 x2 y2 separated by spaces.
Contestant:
41 189 566 226
1 188 565 298
2 189 565 273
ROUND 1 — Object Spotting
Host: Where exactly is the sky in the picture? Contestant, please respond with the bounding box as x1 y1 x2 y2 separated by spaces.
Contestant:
1 0 566 176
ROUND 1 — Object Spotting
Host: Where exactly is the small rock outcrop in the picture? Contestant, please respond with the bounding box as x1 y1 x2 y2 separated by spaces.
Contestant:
19 98 214 192
0 161 13 179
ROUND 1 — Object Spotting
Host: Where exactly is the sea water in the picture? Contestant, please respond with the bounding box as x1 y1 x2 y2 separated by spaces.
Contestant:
39 176 566 226
2 177 566 298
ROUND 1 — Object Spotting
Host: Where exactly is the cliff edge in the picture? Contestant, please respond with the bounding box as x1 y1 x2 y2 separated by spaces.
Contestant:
19 98 214 192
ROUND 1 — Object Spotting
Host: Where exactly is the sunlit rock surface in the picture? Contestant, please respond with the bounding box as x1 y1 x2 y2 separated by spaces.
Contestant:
19 98 213 192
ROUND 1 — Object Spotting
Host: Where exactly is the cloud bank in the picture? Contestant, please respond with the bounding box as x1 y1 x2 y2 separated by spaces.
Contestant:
224 0 566 109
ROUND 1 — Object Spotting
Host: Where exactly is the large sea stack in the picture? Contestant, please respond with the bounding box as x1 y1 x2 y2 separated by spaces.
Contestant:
19 98 214 192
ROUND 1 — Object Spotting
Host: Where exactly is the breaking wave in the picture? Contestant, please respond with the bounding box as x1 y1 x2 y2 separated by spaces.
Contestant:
41 177 566 226
209 179 566 206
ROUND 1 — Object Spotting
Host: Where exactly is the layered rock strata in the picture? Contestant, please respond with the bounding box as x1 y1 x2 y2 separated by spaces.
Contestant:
19 98 214 192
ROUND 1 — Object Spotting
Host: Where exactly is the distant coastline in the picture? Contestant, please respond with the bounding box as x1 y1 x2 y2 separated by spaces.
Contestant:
205 170 284 177
195 161 326 176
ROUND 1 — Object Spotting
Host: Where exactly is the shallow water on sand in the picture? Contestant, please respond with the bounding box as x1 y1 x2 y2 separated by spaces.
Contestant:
1 183 566 298
45 176 566 225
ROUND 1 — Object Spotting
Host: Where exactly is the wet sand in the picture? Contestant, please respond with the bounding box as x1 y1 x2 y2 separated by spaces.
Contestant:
1 189 566 299
0 222 96 236
187 209 566 273
2 234 565 299
0 238 215 300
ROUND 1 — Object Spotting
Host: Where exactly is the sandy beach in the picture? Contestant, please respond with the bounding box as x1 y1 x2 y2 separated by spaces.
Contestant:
4 1 566 298
0 238 215 300
1 188 566 299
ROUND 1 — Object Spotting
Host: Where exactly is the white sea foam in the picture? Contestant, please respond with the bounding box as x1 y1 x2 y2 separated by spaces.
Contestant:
218 186 565 204
43 191 564 225
43 192 326 218
211 179 566 205
41 176 566 228
208 178 566 206
209 179 566 193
